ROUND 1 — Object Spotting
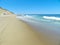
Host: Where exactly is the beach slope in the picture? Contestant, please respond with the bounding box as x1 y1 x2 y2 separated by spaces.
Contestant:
0 15 43 45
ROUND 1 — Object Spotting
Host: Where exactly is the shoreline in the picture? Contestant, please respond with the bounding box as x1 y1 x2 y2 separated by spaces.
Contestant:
0 15 60 45
16 16 60 45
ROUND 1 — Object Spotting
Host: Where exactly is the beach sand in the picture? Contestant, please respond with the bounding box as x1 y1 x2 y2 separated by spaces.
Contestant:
0 15 44 45
0 15 59 45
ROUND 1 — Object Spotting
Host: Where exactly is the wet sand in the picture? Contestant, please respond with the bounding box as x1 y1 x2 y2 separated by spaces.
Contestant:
16 16 60 45
0 15 43 45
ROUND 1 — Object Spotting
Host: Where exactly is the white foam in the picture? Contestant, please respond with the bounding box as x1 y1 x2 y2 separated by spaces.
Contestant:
43 16 60 21
24 15 34 18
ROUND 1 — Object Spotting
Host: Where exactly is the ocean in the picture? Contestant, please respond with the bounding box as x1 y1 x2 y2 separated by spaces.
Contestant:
17 14 60 31
23 14 60 24
17 14 60 32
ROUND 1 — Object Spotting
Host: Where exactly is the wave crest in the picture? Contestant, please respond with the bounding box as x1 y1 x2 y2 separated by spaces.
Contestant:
43 16 60 21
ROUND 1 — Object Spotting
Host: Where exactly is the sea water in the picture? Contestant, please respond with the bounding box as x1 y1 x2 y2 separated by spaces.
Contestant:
21 14 60 31
24 14 60 24
17 14 60 31
17 14 60 29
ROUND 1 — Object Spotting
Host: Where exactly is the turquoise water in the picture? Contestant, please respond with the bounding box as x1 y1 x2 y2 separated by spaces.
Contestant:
24 14 60 24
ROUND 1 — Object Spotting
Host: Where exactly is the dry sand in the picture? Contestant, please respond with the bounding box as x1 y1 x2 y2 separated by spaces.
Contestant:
0 15 44 45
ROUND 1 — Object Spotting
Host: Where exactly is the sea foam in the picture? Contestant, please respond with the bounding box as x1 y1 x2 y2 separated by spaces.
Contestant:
43 16 60 21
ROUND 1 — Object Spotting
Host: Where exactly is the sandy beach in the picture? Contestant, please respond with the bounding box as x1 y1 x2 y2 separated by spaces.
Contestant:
0 15 44 45
0 15 60 45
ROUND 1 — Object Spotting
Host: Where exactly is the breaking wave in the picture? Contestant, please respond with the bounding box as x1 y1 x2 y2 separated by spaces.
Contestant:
43 16 60 21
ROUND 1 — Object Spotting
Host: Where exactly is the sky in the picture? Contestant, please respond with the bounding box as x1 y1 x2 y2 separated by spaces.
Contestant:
0 0 60 14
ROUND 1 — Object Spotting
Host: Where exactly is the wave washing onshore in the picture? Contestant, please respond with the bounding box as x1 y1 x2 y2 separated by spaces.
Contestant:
17 14 60 24
16 14 60 45
16 14 60 31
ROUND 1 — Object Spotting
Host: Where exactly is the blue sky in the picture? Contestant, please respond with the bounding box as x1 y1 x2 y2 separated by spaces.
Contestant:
0 0 60 14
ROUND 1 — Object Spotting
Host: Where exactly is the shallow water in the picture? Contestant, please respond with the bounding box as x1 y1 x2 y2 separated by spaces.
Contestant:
16 14 60 35
16 14 60 31
16 14 60 45
23 14 60 24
